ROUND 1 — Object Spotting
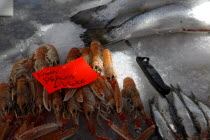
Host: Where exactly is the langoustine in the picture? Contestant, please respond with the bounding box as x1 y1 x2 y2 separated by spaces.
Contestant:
9 58 34 117
63 48 81 101
33 45 60 112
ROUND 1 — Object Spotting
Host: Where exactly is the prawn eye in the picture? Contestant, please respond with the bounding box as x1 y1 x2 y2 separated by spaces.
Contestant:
87 111 91 116
23 103 27 108
113 106 116 110
5 106 8 111
73 109 76 113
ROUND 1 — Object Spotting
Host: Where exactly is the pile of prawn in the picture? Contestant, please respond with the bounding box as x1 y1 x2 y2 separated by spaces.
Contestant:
0 40 155 140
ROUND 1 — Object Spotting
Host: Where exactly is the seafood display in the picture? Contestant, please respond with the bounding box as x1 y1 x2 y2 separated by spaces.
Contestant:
1 0 210 139
0 41 155 140
150 85 210 139
81 1 210 45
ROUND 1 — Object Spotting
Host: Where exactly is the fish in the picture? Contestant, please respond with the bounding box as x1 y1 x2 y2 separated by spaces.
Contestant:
81 1 210 46
191 93 210 136
172 91 199 140
70 0 113 17
150 102 176 140
156 94 182 138
176 89 208 139
71 0 192 29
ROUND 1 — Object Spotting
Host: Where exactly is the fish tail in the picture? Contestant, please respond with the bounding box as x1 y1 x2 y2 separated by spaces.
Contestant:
149 97 155 106
80 27 113 46
175 84 183 93
170 84 177 92
148 97 155 119
70 5 109 29
190 92 199 103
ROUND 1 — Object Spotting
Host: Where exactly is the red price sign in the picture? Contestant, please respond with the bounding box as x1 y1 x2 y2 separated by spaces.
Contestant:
32 57 99 94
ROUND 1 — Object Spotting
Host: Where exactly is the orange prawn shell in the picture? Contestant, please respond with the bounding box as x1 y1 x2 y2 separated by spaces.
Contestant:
123 77 136 88
10 58 34 84
33 46 48 71
81 47 90 64
0 83 12 116
65 48 81 63
103 49 116 78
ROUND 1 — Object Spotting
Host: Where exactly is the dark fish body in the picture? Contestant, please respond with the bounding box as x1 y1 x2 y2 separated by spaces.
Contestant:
156 95 181 138
178 92 208 139
172 91 199 140
81 1 210 45
71 0 195 29
191 93 210 137
197 101 210 127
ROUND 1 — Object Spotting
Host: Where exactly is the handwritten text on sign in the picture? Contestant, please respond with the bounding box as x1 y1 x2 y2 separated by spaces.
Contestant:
32 57 99 94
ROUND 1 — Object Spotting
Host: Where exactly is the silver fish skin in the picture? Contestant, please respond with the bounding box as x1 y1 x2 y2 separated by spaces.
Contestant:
71 0 189 29
151 104 176 140
198 102 210 125
157 95 178 134
179 92 208 139
82 1 210 45
172 92 198 140
191 93 210 129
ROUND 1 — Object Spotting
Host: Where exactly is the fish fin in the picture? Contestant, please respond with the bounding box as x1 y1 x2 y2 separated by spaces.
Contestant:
174 88 184 103
80 27 114 46
170 84 183 94
176 84 182 93
149 97 155 105
190 92 199 104
170 84 176 92
149 98 155 115
104 18 116 28
70 5 109 29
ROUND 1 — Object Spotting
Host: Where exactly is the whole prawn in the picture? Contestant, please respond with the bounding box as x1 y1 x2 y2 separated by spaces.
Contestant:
63 48 81 101
0 83 12 117
81 47 105 100
9 58 35 117
90 40 104 74
33 45 60 111
123 77 155 138
103 49 122 113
